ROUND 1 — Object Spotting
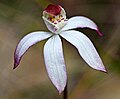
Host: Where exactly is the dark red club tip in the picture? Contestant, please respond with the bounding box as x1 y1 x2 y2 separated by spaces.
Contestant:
13 57 19 69
13 63 18 69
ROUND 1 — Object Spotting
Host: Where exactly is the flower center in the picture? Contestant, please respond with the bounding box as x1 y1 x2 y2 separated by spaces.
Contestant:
47 14 65 24
42 4 68 33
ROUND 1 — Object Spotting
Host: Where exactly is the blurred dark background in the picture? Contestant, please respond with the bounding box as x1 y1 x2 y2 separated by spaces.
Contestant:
0 0 120 99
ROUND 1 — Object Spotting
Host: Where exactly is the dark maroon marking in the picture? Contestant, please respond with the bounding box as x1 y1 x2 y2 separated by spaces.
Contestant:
45 4 61 15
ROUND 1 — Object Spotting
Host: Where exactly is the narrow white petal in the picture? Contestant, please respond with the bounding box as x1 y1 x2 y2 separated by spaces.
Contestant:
60 30 106 72
14 31 52 69
44 35 67 93
61 16 103 36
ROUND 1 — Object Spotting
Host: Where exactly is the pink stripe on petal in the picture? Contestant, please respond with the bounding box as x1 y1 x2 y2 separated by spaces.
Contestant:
14 31 52 69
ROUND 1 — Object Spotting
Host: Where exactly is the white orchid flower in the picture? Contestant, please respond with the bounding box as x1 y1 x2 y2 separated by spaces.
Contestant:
14 4 106 94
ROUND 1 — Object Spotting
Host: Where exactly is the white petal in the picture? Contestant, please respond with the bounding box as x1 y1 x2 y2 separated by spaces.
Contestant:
60 30 106 72
14 31 52 69
61 16 103 36
44 35 67 93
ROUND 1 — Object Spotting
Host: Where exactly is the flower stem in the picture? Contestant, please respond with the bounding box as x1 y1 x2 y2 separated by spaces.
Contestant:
63 84 67 99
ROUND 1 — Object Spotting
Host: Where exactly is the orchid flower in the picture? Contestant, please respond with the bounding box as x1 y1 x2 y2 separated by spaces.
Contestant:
14 4 106 94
